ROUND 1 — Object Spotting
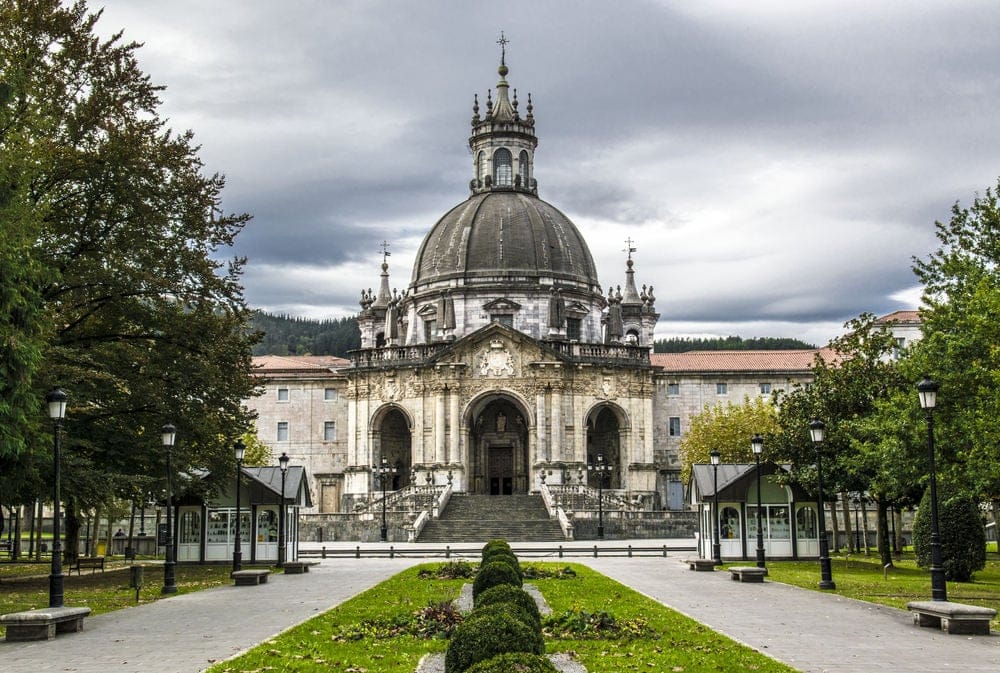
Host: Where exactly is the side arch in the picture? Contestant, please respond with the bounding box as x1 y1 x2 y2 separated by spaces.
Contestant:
369 403 413 490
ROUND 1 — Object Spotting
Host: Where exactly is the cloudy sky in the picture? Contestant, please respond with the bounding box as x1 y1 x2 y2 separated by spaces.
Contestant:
94 1 999 346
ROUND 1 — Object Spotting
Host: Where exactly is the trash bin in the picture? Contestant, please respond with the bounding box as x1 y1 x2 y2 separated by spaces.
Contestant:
129 565 144 589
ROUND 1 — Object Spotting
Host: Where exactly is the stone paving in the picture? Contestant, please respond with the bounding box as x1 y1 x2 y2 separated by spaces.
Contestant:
1 545 998 673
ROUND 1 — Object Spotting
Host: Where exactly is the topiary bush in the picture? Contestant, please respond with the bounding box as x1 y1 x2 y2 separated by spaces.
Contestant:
472 559 522 599
445 608 542 673
913 485 986 582
464 652 559 673
466 602 544 653
482 539 512 555
474 584 541 627
480 551 523 581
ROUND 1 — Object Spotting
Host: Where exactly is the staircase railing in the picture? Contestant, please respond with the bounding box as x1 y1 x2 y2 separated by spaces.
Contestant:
540 484 575 540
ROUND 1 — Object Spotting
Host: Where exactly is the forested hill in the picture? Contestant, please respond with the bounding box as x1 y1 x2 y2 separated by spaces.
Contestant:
653 336 815 353
250 312 814 357
250 312 360 356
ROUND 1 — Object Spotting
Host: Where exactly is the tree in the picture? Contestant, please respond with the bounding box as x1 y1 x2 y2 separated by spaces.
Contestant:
773 314 916 564
912 484 986 581
679 396 780 484
911 180 1000 533
2 1 260 557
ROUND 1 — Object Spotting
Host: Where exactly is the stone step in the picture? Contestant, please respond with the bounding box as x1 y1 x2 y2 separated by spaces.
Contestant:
417 494 564 542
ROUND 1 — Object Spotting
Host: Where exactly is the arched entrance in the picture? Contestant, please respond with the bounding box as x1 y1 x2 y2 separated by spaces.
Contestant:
586 406 623 488
373 407 412 490
468 396 530 495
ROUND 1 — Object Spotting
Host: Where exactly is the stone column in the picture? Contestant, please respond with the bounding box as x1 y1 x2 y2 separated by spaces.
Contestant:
413 391 425 464
449 386 461 464
347 390 358 467
536 391 547 462
550 385 562 462
435 387 446 464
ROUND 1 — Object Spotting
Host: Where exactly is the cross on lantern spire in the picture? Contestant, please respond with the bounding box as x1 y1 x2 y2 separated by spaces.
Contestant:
497 31 509 66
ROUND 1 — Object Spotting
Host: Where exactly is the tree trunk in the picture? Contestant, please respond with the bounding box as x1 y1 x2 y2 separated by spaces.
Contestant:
860 498 871 556
12 506 21 560
993 500 1000 557
90 505 102 557
64 500 80 563
841 492 854 553
876 498 893 567
829 496 841 552
35 499 44 561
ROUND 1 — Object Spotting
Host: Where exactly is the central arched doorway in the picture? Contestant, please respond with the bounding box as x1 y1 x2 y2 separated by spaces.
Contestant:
373 406 412 490
468 396 530 495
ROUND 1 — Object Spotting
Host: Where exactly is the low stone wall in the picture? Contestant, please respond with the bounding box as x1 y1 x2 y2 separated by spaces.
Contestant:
569 510 698 540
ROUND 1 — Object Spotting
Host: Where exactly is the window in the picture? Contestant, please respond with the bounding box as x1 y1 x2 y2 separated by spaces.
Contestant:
566 317 581 341
518 150 529 186
668 417 681 436
277 388 289 402
476 151 485 183
759 383 772 395
493 148 512 186
625 329 639 345
324 421 336 442
276 422 289 442
324 388 337 401
666 382 680 396
424 319 436 342
716 382 728 395
491 314 513 328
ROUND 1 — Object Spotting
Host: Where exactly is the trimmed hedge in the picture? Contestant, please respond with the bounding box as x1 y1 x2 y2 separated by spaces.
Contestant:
464 652 559 673
472 560 522 599
482 539 512 556
466 602 544 653
474 584 541 627
445 609 542 673
481 551 523 581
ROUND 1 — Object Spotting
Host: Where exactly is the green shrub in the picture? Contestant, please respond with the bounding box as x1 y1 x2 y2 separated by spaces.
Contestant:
482 539 512 557
480 551 523 581
466 602 544 653
472 560 522 599
464 652 559 673
474 584 541 627
418 561 477 580
913 485 986 581
445 608 542 673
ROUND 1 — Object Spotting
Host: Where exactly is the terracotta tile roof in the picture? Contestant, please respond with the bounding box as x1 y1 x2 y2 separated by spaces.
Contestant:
252 355 351 373
651 348 836 373
876 310 922 324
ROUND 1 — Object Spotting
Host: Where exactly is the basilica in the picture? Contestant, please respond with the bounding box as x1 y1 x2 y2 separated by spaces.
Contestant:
245 52 874 540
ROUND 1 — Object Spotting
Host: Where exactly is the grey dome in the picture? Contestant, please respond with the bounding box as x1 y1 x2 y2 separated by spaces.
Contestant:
410 192 599 290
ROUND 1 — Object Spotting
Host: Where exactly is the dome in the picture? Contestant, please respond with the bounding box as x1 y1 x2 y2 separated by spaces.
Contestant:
410 191 600 291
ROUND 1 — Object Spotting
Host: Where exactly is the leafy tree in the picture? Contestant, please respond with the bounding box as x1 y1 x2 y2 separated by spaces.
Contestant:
679 396 780 484
773 314 915 564
910 180 1000 532
250 312 360 357
2 1 260 557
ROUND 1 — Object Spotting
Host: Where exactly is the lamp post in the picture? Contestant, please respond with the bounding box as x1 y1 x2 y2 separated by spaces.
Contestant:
45 388 67 608
161 423 178 594
588 454 613 539
278 452 289 567
917 376 947 601
852 494 862 552
233 438 246 572
372 458 396 542
709 449 722 566
809 419 835 590
751 434 765 568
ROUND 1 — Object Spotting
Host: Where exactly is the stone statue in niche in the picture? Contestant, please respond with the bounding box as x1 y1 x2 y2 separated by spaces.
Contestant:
496 411 507 433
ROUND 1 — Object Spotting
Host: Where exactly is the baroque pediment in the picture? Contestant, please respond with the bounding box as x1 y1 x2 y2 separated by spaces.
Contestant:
482 298 522 311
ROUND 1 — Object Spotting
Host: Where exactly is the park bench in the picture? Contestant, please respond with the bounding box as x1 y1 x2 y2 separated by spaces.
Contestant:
231 569 270 586
729 566 767 583
0 606 92 641
686 558 717 571
72 556 105 574
281 561 318 574
907 600 996 635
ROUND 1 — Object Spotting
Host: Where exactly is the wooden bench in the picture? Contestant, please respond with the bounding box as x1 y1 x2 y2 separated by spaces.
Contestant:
729 566 767 583
1 606 92 641
281 561 318 574
907 600 996 635
231 569 270 586
72 556 105 574
686 558 717 571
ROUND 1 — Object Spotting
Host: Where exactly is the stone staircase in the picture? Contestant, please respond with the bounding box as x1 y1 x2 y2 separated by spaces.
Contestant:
417 494 565 543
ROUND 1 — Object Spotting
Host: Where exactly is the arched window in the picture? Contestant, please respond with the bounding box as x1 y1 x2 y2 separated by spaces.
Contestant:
493 148 512 186
518 150 529 186
476 151 485 184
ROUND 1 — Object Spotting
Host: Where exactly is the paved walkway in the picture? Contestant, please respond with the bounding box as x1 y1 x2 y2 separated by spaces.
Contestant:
2 545 998 673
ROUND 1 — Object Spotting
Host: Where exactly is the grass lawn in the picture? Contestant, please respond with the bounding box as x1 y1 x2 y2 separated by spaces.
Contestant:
0 560 245 635
760 553 1000 630
206 562 801 673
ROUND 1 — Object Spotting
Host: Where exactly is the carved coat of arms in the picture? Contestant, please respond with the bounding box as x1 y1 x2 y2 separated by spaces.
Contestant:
479 339 515 377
